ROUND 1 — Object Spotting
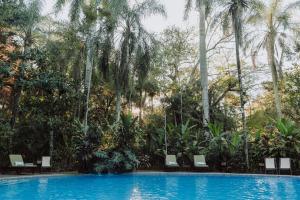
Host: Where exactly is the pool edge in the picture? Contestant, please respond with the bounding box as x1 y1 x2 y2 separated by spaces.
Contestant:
1 171 300 181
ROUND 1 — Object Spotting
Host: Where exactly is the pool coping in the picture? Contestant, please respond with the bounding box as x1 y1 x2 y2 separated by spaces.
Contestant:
0 172 79 181
134 171 300 178
1 171 300 181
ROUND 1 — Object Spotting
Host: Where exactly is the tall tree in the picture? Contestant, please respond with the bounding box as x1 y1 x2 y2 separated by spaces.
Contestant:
184 0 212 128
245 0 300 119
9 0 42 128
55 0 93 134
113 0 165 122
218 0 260 169
55 0 126 133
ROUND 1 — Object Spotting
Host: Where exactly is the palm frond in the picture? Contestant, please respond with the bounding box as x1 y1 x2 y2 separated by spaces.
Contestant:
184 0 193 20
69 0 84 22
134 0 166 19
285 0 300 10
55 0 67 13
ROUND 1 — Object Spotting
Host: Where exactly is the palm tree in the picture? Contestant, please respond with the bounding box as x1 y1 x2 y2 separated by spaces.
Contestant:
55 0 95 134
135 43 151 123
55 0 126 133
217 0 261 169
113 0 165 122
245 0 300 119
184 0 213 129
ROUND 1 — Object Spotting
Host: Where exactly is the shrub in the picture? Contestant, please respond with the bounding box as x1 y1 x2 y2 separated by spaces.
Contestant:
73 122 102 172
93 149 139 174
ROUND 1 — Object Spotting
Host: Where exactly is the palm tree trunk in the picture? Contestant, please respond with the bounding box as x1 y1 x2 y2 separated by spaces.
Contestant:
199 0 210 127
233 15 249 170
11 85 21 128
116 88 121 122
139 90 143 124
151 96 154 112
267 34 282 119
180 86 183 125
83 31 94 135
49 130 54 157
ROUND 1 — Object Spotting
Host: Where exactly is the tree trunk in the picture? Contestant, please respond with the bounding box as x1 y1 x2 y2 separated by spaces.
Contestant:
139 90 143 124
10 87 21 128
83 30 94 135
267 34 282 119
199 0 210 127
180 86 183 125
233 15 249 169
151 96 154 112
164 109 168 154
116 88 121 122
49 131 54 157
74 48 83 120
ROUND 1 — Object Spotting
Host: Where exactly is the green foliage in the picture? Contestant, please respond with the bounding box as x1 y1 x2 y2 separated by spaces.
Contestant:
141 113 166 165
207 123 228 164
206 122 244 168
284 66 300 122
249 118 300 169
73 121 102 172
107 112 140 149
275 118 300 157
0 122 14 167
94 149 139 174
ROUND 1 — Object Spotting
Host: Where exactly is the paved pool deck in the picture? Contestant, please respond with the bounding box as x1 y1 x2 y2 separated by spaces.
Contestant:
0 172 78 180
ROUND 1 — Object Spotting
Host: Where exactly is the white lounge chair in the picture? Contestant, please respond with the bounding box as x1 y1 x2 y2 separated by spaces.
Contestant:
279 158 292 175
165 155 179 167
9 154 37 174
265 158 276 174
194 155 208 168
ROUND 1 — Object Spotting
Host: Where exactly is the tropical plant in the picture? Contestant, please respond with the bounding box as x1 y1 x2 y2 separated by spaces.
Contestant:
246 0 300 119
112 0 165 122
275 118 300 157
206 123 228 165
73 122 102 172
94 149 139 174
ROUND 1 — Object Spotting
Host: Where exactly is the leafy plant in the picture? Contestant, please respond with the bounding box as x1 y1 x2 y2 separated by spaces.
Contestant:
207 123 232 167
73 121 102 172
94 149 139 174
275 118 300 157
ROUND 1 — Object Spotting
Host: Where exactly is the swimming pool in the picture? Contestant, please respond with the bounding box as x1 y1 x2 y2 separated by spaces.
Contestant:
0 173 300 200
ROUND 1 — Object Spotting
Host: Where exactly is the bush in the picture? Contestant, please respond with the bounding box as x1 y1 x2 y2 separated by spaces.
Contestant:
73 122 102 172
93 149 139 174
0 123 14 167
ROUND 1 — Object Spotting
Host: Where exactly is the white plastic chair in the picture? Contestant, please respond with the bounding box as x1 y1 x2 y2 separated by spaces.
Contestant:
279 158 292 175
265 158 276 174
42 156 51 168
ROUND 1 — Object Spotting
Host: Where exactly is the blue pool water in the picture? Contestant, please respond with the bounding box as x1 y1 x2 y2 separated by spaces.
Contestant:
1 173 300 200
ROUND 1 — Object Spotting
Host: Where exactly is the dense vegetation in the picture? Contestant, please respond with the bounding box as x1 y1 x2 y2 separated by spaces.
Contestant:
1 0 300 174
